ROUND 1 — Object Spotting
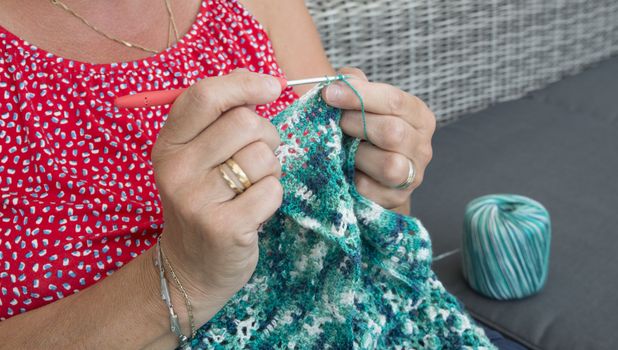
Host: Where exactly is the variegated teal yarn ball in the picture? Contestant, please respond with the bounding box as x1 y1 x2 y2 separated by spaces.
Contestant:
462 194 551 300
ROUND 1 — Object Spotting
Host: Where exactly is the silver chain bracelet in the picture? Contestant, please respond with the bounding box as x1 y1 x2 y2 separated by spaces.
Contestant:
154 238 190 347
161 244 196 338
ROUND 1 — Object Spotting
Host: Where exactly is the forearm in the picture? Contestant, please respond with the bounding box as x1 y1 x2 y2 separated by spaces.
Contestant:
0 248 217 349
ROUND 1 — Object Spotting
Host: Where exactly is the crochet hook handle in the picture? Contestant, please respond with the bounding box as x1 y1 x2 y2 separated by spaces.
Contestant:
114 75 348 109
115 89 186 108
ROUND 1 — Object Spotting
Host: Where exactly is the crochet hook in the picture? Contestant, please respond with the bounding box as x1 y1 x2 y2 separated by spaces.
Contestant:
114 75 349 109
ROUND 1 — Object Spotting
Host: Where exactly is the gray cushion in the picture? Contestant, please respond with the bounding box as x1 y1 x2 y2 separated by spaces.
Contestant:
529 58 618 123
412 57 618 350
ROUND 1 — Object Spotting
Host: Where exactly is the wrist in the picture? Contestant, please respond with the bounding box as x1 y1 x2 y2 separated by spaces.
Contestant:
156 234 232 333
138 247 173 332
138 243 200 346
133 246 187 349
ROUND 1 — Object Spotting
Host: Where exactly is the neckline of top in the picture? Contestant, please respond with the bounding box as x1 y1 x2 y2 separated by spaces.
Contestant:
0 1 210 73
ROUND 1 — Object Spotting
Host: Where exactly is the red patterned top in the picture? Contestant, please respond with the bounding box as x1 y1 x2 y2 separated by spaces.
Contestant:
0 0 298 320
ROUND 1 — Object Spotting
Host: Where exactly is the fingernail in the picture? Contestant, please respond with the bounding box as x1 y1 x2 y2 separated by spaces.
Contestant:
326 84 342 101
276 76 287 90
265 76 281 94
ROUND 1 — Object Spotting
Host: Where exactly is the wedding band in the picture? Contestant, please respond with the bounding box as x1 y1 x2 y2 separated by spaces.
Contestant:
225 159 252 189
393 158 416 190
219 163 245 194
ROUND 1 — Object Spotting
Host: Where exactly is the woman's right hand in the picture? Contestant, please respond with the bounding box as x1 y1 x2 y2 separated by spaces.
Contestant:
150 69 284 312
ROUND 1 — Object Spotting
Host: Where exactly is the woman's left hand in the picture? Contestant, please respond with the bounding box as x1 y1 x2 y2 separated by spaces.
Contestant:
322 67 436 210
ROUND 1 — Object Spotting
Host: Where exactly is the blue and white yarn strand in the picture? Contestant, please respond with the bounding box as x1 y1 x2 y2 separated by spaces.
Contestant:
462 194 551 300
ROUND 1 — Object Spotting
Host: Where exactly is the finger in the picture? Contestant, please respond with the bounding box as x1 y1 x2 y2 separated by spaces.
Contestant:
355 142 412 188
231 141 282 183
321 74 404 116
340 111 416 156
322 77 428 129
338 66 368 82
190 106 282 169
220 176 283 235
354 170 411 209
204 140 282 205
160 69 283 145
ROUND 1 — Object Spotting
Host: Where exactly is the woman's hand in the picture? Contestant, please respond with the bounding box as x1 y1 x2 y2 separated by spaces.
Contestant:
151 69 284 318
322 68 436 210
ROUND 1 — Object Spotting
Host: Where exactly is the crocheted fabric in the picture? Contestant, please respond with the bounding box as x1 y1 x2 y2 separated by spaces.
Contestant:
189 85 495 349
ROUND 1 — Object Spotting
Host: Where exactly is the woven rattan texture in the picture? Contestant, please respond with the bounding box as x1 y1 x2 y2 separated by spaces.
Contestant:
306 0 618 123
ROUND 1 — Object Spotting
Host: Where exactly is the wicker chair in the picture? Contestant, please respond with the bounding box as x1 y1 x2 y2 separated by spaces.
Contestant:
306 0 618 124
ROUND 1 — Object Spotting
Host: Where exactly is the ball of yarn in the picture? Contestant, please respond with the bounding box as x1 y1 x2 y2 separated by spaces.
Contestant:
462 194 551 300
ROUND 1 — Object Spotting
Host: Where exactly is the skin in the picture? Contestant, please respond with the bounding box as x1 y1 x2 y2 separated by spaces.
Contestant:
0 0 435 348
243 0 436 214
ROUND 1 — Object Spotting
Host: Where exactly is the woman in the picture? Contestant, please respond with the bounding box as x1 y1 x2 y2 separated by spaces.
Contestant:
0 0 445 348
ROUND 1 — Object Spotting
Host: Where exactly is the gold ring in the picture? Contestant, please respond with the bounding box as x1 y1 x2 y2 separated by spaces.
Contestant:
219 163 245 194
225 159 252 189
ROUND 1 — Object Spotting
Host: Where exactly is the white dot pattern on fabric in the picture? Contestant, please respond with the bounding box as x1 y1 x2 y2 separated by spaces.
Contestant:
0 0 298 320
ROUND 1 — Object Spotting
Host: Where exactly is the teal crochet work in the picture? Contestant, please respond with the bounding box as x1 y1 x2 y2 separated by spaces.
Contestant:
188 85 495 349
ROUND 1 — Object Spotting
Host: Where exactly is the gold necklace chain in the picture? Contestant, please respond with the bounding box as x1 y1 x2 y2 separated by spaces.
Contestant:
49 0 180 54
164 0 180 48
